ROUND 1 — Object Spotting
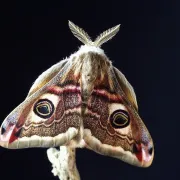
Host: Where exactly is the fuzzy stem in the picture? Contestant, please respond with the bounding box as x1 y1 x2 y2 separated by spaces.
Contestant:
47 146 80 180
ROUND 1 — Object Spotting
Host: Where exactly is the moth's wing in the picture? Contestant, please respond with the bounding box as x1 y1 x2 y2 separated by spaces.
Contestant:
113 67 138 110
27 59 68 97
83 67 154 167
0 59 82 149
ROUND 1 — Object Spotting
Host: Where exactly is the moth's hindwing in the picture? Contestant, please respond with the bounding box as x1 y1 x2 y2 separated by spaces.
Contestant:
0 59 82 148
83 62 154 167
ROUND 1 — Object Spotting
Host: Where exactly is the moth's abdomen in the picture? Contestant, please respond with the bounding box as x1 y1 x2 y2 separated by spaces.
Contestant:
81 54 98 102
80 51 112 102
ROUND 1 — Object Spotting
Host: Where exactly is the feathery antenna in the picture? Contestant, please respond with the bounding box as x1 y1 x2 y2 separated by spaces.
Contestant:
94 24 120 47
68 21 92 45
68 20 120 47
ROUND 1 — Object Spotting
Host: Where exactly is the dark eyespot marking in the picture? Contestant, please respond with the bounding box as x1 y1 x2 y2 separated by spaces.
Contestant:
148 147 153 155
1 126 6 135
110 109 130 128
33 99 54 119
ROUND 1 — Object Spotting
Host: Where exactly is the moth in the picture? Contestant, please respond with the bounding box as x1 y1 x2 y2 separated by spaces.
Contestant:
0 21 154 167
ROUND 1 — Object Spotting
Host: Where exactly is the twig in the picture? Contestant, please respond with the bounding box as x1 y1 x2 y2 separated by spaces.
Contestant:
47 146 80 180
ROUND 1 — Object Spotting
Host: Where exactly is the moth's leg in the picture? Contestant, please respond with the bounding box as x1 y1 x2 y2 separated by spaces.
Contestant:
47 146 80 180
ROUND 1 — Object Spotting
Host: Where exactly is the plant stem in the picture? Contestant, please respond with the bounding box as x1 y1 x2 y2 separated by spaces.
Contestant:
47 146 80 180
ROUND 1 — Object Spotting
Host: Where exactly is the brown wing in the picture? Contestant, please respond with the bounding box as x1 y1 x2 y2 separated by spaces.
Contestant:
0 59 82 149
27 59 68 97
113 67 138 110
83 66 154 167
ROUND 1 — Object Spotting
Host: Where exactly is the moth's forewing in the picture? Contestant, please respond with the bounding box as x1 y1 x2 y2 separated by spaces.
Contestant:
27 59 68 97
0 59 82 149
83 54 154 167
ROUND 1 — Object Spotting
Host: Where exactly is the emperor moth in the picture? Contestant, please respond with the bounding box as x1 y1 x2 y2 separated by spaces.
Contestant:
0 21 154 168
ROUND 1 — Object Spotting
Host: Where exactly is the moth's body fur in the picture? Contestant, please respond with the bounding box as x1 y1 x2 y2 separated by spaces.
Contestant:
0 21 154 168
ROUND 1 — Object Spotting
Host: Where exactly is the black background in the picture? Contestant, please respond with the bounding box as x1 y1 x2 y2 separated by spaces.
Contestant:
0 1 179 180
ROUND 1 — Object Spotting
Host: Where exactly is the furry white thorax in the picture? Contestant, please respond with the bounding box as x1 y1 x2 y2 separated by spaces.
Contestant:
75 45 105 57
